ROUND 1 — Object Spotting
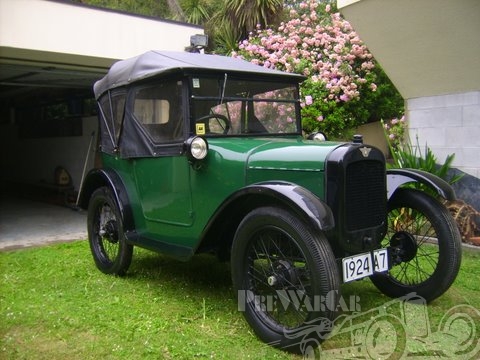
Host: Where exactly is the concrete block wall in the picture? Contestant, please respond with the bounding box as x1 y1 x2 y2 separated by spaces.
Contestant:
407 91 480 178
407 91 480 212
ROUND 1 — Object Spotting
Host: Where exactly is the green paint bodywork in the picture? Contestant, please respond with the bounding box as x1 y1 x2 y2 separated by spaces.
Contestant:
102 136 341 250
87 52 347 258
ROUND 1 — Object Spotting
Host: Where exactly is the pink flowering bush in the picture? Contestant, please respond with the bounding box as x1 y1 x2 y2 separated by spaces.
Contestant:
233 0 403 139
382 115 407 149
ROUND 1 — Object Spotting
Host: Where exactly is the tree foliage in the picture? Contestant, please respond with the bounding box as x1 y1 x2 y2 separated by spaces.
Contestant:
180 0 211 24
205 0 285 55
224 0 284 38
75 0 171 18
233 0 403 138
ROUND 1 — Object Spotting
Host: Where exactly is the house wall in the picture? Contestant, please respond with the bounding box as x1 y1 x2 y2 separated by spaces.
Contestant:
337 0 480 100
0 0 202 63
356 121 389 156
408 91 480 178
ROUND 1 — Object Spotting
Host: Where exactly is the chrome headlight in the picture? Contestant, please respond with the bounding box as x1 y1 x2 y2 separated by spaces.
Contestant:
185 136 208 161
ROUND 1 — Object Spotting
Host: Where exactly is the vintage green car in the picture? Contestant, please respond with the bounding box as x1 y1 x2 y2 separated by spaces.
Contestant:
79 51 462 353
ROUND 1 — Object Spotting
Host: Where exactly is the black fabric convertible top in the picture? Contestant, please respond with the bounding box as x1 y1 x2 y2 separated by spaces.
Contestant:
94 51 304 99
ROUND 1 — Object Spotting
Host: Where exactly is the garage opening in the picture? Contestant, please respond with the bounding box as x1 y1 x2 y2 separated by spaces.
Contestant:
0 62 103 206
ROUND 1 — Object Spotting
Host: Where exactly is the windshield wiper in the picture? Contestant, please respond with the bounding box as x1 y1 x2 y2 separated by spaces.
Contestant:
220 73 227 104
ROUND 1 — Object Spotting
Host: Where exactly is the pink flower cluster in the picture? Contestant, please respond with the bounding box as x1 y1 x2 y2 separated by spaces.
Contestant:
233 0 375 104
383 115 406 147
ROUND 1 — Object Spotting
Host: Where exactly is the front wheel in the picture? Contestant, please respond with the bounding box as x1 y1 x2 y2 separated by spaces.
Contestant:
231 206 340 354
371 189 462 302
87 187 133 276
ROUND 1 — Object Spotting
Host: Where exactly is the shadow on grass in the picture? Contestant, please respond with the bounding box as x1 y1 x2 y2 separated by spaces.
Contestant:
123 250 236 312
125 247 409 315
129 251 231 285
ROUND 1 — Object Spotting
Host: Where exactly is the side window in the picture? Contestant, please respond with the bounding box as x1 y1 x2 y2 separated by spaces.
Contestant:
134 99 169 125
132 81 183 143
98 90 126 152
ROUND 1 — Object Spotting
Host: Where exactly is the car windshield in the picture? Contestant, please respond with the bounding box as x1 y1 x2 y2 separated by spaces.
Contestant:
190 75 301 136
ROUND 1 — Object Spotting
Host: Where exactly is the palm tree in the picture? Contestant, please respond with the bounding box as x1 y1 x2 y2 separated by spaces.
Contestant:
207 0 284 54
181 0 211 25
224 0 283 37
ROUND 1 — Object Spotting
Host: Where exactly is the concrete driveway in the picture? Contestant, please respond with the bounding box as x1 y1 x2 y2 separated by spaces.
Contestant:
0 194 87 251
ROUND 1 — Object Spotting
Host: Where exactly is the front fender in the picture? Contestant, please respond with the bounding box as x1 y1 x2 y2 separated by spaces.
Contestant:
237 181 335 232
195 181 334 256
387 169 456 201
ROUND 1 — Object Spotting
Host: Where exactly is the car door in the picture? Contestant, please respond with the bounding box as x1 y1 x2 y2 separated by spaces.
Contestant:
130 80 194 228
133 156 193 227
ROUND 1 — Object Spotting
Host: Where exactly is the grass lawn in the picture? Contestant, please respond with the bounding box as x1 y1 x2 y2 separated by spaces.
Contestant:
1 240 479 359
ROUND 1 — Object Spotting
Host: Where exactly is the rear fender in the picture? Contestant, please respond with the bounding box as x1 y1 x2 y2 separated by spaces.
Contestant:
77 168 135 231
387 168 456 201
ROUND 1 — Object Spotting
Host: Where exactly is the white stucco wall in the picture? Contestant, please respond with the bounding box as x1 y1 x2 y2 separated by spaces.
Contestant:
0 0 202 62
408 91 480 178
337 0 480 100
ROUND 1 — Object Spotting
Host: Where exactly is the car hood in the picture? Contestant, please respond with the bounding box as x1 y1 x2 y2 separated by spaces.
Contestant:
245 137 341 172
208 136 341 172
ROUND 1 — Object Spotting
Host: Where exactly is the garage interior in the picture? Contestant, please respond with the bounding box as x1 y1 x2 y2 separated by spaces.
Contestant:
0 60 102 206
0 0 205 248
0 58 101 248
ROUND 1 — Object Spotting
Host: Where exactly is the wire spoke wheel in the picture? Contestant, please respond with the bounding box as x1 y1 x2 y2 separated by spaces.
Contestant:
371 189 461 302
248 226 313 328
387 206 439 285
87 187 133 276
94 203 120 261
231 206 339 353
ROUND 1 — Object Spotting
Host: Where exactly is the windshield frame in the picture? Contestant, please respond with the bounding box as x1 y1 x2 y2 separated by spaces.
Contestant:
187 74 303 138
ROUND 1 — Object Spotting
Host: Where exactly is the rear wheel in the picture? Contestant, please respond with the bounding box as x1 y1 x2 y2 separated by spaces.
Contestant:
371 189 461 302
87 187 133 276
231 206 340 354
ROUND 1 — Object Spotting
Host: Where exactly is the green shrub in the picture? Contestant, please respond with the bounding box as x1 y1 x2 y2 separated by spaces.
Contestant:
382 119 463 186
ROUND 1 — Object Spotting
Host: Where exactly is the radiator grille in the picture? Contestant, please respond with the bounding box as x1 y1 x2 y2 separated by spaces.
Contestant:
345 160 386 231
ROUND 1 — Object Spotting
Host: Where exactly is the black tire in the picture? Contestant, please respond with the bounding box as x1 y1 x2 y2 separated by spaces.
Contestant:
87 187 133 276
231 206 340 354
371 189 462 302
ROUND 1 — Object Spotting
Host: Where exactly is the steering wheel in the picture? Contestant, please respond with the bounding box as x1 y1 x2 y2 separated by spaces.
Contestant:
196 113 231 135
